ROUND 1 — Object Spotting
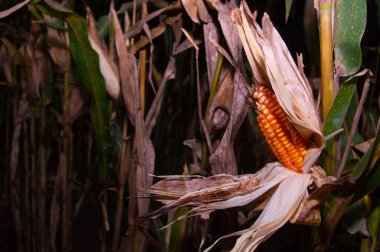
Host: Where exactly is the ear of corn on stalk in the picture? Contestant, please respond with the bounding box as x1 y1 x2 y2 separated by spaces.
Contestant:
253 86 310 173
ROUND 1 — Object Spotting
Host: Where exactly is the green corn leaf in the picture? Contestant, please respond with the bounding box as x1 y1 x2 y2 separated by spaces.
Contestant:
354 161 380 201
367 200 380 252
334 0 366 76
323 82 356 151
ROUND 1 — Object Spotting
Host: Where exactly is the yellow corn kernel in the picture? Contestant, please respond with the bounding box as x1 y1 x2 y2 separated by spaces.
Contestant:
253 85 310 173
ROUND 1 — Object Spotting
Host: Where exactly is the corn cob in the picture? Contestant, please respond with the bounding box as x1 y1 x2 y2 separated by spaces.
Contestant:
253 86 309 173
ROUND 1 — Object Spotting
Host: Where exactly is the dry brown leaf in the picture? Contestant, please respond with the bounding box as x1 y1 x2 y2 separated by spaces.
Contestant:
130 21 166 54
353 138 374 154
134 93 155 218
145 56 176 135
124 1 181 39
206 68 234 135
87 8 120 100
218 3 244 65
111 7 137 123
203 14 220 88
231 6 268 85
167 14 183 46
197 0 209 23
208 2 249 175
0 0 30 19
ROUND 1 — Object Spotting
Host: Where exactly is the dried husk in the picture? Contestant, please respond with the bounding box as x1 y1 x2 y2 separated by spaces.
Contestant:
205 172 312 252
144 162 293 220
145 163 341 251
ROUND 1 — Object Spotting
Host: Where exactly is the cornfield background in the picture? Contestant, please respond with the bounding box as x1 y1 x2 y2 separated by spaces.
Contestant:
0 0 379 251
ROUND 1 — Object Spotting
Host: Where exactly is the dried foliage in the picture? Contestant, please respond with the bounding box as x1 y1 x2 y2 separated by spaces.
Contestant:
0 0 379 251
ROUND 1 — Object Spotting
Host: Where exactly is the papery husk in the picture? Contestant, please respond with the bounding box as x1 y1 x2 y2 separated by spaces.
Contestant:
144 162 293 220
145 162 341 250
232 2 325 173
205 172 312 252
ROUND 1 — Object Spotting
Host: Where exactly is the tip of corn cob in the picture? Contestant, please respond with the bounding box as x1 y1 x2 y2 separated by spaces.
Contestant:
253 86 310 173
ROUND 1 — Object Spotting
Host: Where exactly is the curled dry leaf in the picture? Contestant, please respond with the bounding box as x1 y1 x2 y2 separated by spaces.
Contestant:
87 8 120 100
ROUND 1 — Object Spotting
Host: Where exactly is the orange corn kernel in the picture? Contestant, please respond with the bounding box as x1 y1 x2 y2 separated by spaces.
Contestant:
253 86 310 173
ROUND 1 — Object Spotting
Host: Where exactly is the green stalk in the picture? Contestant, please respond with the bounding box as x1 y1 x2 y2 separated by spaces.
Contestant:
319 0 335 175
